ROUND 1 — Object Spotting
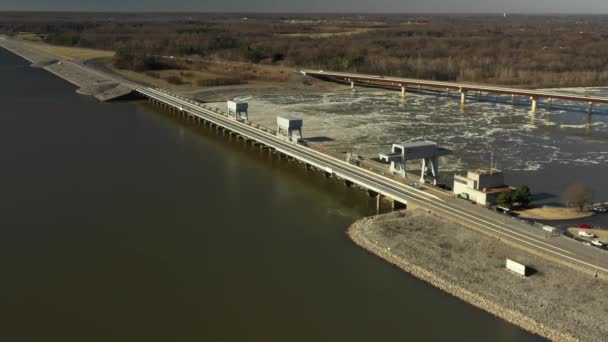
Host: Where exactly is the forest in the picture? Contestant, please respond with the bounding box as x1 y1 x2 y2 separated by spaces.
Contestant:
2 12 608 88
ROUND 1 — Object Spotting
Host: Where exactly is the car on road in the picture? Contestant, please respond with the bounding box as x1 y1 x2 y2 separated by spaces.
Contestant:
591 240 604 247
578 231 595 238
583 242 592 246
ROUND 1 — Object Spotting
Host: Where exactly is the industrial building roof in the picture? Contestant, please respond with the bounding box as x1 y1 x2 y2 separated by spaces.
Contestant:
395 141 438 148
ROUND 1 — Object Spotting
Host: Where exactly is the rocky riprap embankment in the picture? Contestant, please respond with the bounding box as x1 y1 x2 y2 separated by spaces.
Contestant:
0 38 133 101
347 209 608 342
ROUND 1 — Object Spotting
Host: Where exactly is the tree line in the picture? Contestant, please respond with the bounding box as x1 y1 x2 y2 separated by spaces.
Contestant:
3 13 608 87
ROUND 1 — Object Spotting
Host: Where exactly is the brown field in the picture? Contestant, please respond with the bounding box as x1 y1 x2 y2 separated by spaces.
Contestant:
514 207 593 220
277 28 376 38
14 32 44 41
22 40 114 61
99 56 295 92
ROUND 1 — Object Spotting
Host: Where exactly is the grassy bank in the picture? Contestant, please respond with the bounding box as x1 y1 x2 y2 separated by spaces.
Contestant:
514 207 593 220
21 40 113 61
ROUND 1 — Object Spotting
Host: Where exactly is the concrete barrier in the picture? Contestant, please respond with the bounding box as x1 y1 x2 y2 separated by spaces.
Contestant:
506 259 528 277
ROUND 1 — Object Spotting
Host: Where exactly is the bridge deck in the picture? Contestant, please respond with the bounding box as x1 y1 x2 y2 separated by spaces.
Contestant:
302 70 608 105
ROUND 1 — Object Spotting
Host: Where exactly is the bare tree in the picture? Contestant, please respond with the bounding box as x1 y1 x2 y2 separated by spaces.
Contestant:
563 184 593 212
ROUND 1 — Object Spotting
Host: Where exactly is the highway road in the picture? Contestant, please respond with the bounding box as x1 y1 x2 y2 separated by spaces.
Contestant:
302 69 608 106
36 57 608 278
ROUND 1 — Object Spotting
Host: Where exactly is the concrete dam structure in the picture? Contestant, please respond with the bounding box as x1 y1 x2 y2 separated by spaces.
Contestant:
1 36 607 281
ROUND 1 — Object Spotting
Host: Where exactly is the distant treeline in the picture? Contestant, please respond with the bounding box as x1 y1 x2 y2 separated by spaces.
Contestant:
112 48 179 72
3 13 608 87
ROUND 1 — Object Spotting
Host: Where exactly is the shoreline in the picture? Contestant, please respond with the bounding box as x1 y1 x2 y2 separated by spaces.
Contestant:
0 38 135 101
346 210 607 342
4 35 607 341
347 217 570 341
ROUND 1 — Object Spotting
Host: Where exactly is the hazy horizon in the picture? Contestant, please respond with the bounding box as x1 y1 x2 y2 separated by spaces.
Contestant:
2 0 608 14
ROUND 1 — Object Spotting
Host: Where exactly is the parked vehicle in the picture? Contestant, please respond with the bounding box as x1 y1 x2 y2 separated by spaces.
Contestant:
579 224 592 229
591 240 604 247
496 206 511 214
578 231 595 238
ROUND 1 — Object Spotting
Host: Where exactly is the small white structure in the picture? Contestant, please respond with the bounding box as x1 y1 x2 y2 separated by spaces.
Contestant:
227 100 248 120
506 259 529 277
277 116 303 143
453 169 512 206
378 141 451 185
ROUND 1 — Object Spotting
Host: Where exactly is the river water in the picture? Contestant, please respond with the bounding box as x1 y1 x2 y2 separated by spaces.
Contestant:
0 48 542 341
236 87 608 211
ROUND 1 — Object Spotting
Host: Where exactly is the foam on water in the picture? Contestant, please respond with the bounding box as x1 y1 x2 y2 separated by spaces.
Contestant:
236 89 608 172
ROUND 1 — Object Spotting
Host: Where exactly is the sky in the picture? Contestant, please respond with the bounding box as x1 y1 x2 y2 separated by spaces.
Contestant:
1 0 608 14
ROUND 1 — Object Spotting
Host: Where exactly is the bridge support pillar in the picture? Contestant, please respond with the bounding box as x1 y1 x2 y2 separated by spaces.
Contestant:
350 80 354 89
401 85 406 97
476 91 481 101
547 98 553 111
530 97 537 112
446 88 451 97
588 102 593 114
376 194 382 213
460 92 466 105
417 85 421 93
511 94 515 105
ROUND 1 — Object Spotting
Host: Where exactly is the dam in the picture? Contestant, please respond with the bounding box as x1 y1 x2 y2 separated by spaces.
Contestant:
1 36 607 281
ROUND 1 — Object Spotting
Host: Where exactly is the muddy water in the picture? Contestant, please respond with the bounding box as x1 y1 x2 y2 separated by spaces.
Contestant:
0 48 543 341
235 87 608 212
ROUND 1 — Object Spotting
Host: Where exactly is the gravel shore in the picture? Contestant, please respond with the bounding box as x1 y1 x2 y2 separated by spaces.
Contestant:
347 209 608 341
0 38 133 101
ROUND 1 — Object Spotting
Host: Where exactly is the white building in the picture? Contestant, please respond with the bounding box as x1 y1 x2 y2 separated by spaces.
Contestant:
378 141 451 185
227 100 248 120
277 116 303 143
453 169 512 206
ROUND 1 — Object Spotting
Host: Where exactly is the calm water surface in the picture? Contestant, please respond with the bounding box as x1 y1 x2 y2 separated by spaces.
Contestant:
0 48 541 341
